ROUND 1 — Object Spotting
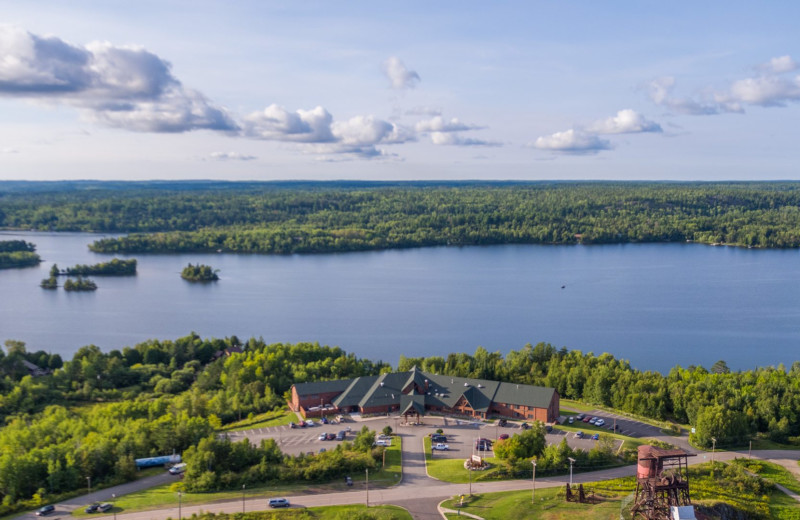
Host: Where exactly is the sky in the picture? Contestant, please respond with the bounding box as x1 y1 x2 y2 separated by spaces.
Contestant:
1 1 799 181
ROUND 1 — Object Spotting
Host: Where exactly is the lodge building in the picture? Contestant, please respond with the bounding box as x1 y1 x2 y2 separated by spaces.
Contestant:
289 366 559 423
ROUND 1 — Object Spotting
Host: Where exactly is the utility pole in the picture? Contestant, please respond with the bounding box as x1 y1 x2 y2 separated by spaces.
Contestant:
531 459 537 504
365 468 369 508
112 494 116 520
178 491 182 520
242 484 245 513
86 476 91 497
468 459 472 496
749 440 752 459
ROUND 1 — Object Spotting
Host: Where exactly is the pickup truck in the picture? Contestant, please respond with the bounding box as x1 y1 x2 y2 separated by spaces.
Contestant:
432 443 450 451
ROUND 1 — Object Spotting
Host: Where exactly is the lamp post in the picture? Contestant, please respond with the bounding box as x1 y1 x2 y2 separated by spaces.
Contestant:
568 457 576 486
365 468 369 508
86 476 91 496
711 437 717 469
112 493 116 520
531 460 537 504
242 484 245 513
468 457 472 496
178 491 182 520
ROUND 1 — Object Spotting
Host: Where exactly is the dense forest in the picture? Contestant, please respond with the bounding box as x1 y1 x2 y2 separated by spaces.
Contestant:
3 181 800 253
0 240 41 269
1 335 799 514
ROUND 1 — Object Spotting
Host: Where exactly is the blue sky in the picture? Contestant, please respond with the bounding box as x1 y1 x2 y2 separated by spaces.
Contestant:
1 1 799 181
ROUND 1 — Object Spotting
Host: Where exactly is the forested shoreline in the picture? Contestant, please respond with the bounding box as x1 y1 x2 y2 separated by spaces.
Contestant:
1 335 799 513
3 181 800 253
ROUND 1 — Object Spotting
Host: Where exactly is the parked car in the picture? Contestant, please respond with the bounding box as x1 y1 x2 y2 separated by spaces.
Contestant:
85 504 99 514
169 463 187 475
498 418 507 427
298 421 307 428
568 416 574 424
289 421 297 429
318 433 328 441
336 430 346 440
591 433 600 440
98 504 113 513
321 417 329 424
319 448 327 453
305 419 315 427
345 475 353 486
432 443 450 451
595 419 605 427
35 505 56 516
545 424 553 433
326 433 336 440
576 413 585 420
520 422 531 430
576 431 584 439
589 417 598 425
268 498 290 508
498 433 510 440
431 434 447 442
374 439 392 447
582 416 592 423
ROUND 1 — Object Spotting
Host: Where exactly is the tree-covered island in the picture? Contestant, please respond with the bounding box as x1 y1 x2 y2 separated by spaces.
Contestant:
181 263 219 282
62 276 98 291
57 258 137 276
0 240 41 269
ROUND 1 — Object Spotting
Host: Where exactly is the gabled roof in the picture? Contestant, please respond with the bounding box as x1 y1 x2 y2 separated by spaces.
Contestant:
332 376 381 408
492 381 557 409
293 378 353 397
400 394 426 416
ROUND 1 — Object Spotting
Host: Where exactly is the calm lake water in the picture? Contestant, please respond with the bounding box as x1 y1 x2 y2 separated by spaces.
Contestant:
2 231 799 372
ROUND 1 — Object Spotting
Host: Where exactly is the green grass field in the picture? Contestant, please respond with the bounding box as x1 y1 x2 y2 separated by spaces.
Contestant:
423 436 504 483
221 408 302 432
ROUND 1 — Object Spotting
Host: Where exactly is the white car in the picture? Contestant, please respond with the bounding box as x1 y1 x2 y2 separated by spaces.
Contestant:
589 417 598 425
374 439 392 447
432 443 450 451
595 418 605 426
305 419 315 427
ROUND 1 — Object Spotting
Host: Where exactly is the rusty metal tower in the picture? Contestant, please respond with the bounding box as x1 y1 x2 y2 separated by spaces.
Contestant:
631 445 695 520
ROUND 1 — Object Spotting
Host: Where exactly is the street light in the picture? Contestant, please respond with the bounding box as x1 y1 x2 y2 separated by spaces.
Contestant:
178 491 182 520
86 476 91 496
112 493 116 520
568 457 576 486
365 468 369 508
531 459 537 504
242 484 245 513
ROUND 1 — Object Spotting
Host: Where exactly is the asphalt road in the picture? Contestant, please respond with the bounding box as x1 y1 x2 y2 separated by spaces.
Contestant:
26 415 800 520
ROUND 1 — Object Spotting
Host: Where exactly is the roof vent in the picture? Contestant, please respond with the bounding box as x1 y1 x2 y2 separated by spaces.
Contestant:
464 382 469 387
380 382 385 387
477 384 484 388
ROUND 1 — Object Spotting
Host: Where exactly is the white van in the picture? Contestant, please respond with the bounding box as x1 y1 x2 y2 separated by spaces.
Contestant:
169 463 187 475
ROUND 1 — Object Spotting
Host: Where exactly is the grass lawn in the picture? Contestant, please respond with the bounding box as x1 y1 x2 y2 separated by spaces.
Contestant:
221 408 301 432
424 437 504 483
733 458 800 494
83 441 402 516
441 462 800 519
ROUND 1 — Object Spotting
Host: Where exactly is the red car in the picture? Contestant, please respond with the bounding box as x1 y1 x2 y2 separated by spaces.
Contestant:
498 433 510 440
582 416 592 423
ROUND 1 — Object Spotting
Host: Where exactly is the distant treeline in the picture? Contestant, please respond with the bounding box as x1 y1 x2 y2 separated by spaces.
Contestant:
4 182 800 252
0 240 41 269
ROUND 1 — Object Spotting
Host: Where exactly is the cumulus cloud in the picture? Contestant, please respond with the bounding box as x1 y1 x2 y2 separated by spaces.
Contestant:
415 116 485 133
405 106 442 116
208 151 256 161
531 129 611 154
588 109 662 134
382 56 420 89
761 55 798 74
0 25 237 132
242 104 334 143
648 55 800 115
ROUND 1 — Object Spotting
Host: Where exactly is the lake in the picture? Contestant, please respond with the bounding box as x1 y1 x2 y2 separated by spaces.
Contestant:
2 231 799 372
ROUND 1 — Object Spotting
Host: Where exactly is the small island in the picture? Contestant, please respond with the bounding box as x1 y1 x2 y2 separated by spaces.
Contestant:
0 240 42 270
181 263 219 282
63 276 98 291
60 258 137 276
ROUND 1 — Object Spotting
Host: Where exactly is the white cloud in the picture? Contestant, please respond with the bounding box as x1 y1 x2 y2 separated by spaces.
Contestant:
382 56 420 89
649 56 800 115
0 25 238 132
415 116 484 133
430 132 499 147
1 147 19 154
646 77 724 115
588 109 661 134
243 104 334 143
761 55 798 74
405 106 442 116
208 151 256 161
532 129 611 154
